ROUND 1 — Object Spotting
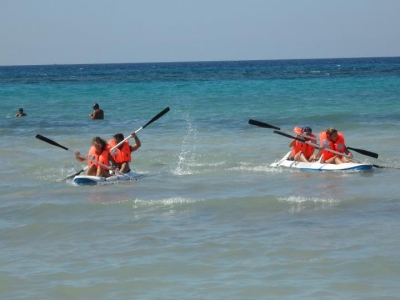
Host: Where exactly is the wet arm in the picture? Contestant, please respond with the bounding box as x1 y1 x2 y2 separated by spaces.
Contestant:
344 146 353 158
130 132 141 151
74 151 86 163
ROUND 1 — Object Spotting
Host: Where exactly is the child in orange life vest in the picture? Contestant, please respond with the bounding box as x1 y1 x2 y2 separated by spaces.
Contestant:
74 136 116 177
108 132 141 173
314 127 353 164
288 126 317 162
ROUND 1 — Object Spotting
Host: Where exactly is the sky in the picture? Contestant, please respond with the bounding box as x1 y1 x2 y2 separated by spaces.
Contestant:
1 0 400 66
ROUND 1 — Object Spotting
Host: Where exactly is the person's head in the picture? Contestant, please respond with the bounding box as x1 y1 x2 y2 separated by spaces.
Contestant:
113 133 124 143
113 133 124 148
91 136 107 154
93 103 99 110
326 128 338 142
302 126 312 136
18 108 23 113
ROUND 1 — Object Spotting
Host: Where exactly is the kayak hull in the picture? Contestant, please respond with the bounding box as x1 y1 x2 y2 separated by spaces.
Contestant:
270 152 373 171
73 171 140 185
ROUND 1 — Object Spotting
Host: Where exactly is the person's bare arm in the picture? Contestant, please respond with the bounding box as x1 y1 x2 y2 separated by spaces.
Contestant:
129 132 141 152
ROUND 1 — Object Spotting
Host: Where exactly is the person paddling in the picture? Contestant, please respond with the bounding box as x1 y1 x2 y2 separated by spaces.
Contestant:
288 126 317 162
108 132 141 173
74 137 116 177
315 127 354 164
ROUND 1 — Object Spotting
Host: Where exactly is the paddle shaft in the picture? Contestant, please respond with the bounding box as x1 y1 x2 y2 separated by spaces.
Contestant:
248 119 317 141
109 128 141 153
110 107 170 152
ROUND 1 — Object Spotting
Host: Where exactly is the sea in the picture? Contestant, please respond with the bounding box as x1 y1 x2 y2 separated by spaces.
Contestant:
1 57 400 299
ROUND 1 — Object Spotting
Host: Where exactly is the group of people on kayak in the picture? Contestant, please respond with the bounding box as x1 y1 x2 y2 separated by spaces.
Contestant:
74 132 141 177
288 126 354 164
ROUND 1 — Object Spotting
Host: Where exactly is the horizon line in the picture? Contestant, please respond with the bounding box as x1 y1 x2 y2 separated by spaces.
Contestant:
1 55 399 68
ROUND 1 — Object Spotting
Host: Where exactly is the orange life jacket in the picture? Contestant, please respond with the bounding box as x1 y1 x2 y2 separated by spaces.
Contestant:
87 145 110 170
319 131 346 161
290 127 316 159
108 139 131 164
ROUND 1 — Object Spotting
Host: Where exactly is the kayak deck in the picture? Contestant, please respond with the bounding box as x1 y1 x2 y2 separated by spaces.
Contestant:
73 171 140 185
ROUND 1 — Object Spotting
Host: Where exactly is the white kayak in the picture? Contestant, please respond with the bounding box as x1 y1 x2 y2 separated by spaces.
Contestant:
73 170 141 186
270 151 373 172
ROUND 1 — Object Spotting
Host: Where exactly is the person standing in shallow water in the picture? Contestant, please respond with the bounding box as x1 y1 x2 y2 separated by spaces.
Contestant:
15 108 27 117
89 103 104 119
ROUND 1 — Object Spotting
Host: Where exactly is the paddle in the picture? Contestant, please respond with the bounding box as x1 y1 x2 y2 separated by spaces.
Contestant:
62 169 85 181
248 119 318 141
36 134 71 151
110 107 170 152
248 119 280 130
249 119 379 159
36 134 87 178
36 134 124 176
347 147 378 159
371 164 400 170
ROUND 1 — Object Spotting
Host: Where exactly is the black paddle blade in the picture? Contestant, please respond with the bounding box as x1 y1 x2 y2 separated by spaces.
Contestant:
142 107 170 129
372 164 400 170
347 147 378 159
248 119 280 130
373 164 386 169
62 169 84 181
36 134 69 151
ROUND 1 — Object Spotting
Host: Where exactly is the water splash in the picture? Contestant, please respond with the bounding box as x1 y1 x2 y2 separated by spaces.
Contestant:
173 110 198 175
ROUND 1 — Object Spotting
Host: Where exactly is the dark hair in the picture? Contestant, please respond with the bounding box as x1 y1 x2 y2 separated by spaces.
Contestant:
302 126 312 133
113 133 124 142
93 103 99 109
19 108 23 112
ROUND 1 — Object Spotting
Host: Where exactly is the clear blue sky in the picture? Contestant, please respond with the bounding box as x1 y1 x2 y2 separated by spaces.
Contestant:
1 0 399 65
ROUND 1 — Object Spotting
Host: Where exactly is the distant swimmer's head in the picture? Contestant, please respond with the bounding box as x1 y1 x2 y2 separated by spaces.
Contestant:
93 103 99 109
19 108 24 112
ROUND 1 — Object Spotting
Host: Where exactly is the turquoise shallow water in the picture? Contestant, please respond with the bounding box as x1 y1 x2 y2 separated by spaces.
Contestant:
1 57 400 299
